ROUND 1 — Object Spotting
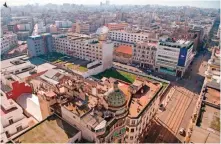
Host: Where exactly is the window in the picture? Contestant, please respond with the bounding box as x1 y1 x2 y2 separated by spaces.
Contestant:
9 119 13 125
16 125 22 132
5 131 10 138
126 127 129 132
131 128 134 133
130 136 133 140
131 120 135 125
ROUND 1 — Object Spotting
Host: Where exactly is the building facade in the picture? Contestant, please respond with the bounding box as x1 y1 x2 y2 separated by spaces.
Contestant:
155 38 195 77
132 39 158 69
114 45 132 64
109 30 150 43
0 91 31 143
53 33 114 70
105 22 128 31
205 46 220 84
0 33 18 54
27 33 53 57
72 22 90 34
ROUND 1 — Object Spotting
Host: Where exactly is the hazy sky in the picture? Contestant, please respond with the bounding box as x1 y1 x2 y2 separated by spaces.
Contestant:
1 0 220 8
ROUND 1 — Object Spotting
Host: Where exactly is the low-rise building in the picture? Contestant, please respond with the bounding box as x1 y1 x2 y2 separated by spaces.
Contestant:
12 114 82 143
27 66 166 143
105 22 128 31
114 45 132 64
133 39 158 69
155 38 195 77
0 90 36 143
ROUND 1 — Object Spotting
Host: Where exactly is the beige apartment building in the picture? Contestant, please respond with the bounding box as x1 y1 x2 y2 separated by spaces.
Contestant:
52 33 114 70
133 39 158 69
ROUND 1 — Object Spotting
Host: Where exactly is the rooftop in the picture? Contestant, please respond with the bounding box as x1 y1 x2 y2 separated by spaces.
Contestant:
1 56 56 79
115 45 133 55
13 114 80 143
62 98 90 117
204 87 220 105
129 78 161 118
190 125 220 143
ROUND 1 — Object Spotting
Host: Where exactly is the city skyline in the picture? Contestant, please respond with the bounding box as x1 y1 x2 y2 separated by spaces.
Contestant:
2 0 220 9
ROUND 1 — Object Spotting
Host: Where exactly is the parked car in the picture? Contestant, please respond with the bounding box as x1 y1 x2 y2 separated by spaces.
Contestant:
179 128 185 136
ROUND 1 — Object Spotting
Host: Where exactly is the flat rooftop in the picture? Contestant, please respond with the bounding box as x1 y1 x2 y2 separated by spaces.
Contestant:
13 114 80 143
199 105 220 134
129 79 161 118
190 125 220 143
1 56 56 79
205 87 220 105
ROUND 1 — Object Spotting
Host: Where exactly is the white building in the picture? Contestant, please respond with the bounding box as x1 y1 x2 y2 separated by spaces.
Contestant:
109 30 150 43
0 33 18 54
0 90 32 143
53 32 114 71
155 38 195 77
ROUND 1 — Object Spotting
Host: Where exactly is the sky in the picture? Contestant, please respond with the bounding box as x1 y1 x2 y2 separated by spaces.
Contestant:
1 0 220 9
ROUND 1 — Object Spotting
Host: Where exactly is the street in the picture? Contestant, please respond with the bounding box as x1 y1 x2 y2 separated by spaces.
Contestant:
143 51 211 143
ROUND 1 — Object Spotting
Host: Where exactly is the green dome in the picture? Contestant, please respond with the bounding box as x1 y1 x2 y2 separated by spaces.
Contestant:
107 89 126 107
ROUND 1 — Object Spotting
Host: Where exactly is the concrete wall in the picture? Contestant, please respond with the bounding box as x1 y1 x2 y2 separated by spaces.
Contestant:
102 41 114 70
61 107 96 142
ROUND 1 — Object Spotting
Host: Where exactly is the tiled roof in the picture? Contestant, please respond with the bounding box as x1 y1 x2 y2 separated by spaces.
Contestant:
115 45 132 55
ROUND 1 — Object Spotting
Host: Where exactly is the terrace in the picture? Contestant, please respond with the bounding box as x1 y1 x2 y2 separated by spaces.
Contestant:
204 87 220 105
128 79 162 118
13 114 80 143
93 69 136 84
62 98 90 117
39 54 90 73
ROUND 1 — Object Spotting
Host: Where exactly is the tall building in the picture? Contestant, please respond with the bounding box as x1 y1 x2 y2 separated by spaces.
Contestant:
27 33 53 57
155 38 195 77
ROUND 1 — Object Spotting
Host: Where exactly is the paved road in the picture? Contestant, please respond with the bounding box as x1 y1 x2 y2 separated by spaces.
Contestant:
143 51 211 143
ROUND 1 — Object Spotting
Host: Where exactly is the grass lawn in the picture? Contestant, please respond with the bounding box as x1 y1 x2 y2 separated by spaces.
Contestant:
38 52 65 62
78 66 88 72
93 68 136 83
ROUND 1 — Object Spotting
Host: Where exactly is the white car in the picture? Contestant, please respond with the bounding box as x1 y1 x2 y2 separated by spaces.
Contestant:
179 128 185 135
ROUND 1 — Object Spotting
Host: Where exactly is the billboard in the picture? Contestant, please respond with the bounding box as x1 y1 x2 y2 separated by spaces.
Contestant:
177 47 187 67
